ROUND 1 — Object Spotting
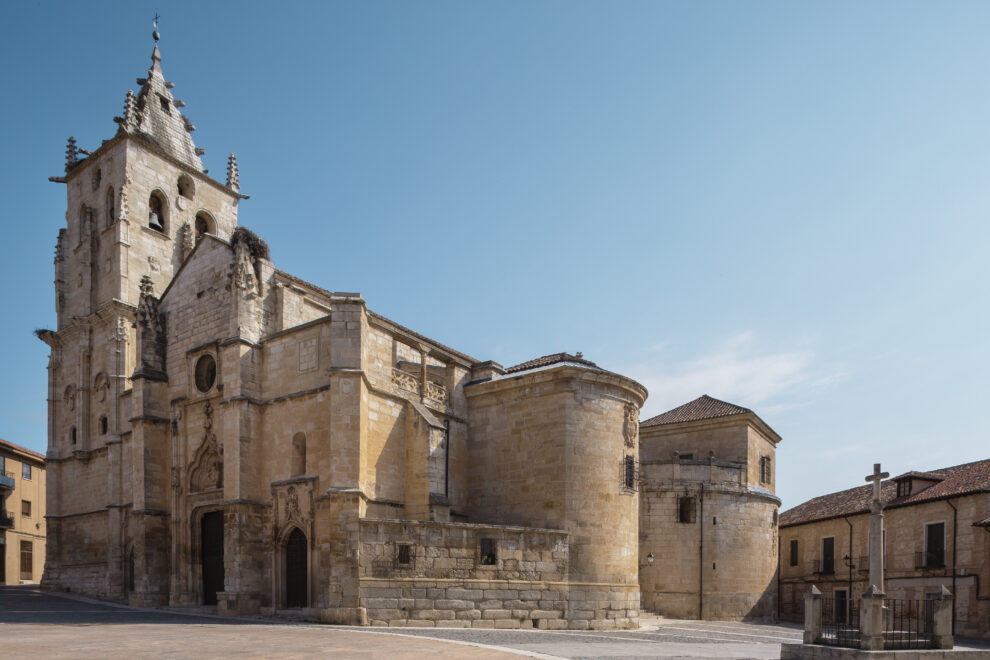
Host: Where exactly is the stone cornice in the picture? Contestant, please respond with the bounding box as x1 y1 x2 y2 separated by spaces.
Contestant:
464 363 647 408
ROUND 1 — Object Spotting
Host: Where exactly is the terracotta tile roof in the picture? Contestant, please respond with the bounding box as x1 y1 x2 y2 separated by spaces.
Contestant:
504 352 599 374
641 395 752 427
0 437 45 462
780 458 990 527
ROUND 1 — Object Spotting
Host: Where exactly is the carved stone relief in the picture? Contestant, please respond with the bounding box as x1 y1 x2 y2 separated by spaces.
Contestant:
188 402 222 492
623 403 638 448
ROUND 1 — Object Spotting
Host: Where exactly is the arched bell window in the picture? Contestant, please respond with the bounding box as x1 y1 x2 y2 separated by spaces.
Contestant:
195 211 214 241
148 192 166 232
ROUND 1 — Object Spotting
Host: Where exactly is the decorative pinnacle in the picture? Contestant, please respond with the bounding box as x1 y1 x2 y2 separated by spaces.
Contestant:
64 137 79 173
139 274 155 299
122 90 138 131
226 153 240 191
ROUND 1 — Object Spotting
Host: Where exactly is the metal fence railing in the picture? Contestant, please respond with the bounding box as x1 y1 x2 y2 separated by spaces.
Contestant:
883 599 934 650
820 596 860 648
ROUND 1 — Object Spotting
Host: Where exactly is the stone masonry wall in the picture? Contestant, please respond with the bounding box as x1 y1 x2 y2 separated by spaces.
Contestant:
356 519 638 629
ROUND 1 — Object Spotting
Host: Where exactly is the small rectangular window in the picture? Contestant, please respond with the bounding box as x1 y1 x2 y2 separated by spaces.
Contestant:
678 453 694 461
480 538 496 565
678 496 696 523
22 499 31 518
0 456 5 473
790 539 798 566
20 540 33 580
22 463 31 480
760 456 772 484
397 544 412 565
897 480 911 497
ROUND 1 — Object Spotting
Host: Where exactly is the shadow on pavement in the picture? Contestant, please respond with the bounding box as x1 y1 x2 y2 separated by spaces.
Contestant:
0 585 245 625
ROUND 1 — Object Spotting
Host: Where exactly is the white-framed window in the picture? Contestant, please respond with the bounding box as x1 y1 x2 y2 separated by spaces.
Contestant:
923 521 946 568
820 536 835 574
22 463 31 480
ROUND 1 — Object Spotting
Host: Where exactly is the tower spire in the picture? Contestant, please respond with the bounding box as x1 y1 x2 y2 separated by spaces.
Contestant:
121 15 205 172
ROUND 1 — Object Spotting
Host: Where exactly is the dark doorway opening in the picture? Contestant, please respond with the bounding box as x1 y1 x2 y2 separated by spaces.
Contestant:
835 589 848 624
285 528 308 608
201 511 224 605
126 547 134 594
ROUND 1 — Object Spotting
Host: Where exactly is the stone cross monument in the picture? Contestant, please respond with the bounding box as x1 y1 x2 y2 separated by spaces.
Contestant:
864 462 889 591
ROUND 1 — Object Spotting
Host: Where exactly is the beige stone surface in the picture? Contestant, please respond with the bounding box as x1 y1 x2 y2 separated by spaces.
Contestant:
0 444 46 585
639 413 780 621
38 41 791 634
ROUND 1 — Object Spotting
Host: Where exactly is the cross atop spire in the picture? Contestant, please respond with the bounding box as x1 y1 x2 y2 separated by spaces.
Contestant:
153 11 161 43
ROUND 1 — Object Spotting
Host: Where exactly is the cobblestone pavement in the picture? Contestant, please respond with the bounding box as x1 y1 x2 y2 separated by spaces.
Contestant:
5 587 989 659
346 616 807 659
0 587 524 659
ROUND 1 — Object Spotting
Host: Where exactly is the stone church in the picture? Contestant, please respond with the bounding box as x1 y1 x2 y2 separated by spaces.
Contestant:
37 39 781 628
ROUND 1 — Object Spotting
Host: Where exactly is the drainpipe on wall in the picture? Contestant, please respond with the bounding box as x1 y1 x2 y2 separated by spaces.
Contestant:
699 482 705 620
844 517 854 603
946 499 958 634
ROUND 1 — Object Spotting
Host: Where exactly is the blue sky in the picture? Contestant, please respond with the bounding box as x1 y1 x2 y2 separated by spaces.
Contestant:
1 2 988 509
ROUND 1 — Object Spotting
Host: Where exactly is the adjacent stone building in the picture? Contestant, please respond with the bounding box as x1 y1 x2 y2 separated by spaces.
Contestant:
638 396 781 620
779 458 990 639
0 438 46 585
37 38 782 628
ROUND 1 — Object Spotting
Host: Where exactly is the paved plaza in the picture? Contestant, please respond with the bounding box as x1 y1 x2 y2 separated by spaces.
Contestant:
3 586 988 659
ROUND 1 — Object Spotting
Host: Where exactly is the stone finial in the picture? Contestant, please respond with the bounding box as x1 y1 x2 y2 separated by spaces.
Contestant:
226 153 240 191
862 584 885 598
64 136 79 173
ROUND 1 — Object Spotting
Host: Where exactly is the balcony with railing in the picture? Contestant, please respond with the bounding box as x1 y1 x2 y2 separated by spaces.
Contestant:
0 470 14 490
0 512 13 528
915 551 945 570
813 559 836 575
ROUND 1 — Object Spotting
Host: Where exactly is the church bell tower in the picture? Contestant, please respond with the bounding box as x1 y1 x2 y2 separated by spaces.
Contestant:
38 24 246 601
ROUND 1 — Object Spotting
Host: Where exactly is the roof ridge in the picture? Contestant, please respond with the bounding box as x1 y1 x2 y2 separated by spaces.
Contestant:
504 352 599 374
641 394 752 427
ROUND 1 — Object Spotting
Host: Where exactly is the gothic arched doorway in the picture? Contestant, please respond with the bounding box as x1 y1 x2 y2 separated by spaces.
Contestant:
201 511 224 605
285 527 308 608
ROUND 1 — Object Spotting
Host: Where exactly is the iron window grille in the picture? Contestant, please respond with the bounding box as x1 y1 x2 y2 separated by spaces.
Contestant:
622 455 639 491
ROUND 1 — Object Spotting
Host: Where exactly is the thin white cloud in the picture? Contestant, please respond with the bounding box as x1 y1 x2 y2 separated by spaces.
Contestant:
623 332 844 419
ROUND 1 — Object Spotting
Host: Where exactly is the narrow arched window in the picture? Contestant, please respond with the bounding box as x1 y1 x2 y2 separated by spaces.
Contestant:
99 416 108 435
292 432 306 476
195 212 213 240
105 186 115 228
70 427 77 445
148 192 166 232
